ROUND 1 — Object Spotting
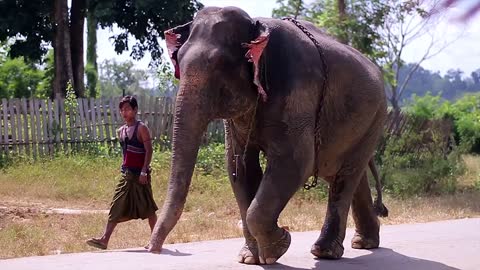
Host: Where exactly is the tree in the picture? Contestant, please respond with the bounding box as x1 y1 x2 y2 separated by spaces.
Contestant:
273 0 458 113
53 0 76 98
0 0 202 97
0 57 44 98
98 60 149 97
70 0 87 97
86 1 99 98
93 0 203 67
378 0 456 112
272 0 309 19
0 41 45 98
311 0 389 61
0 1 52 62
471 69 480 86
0 0 85 98
153 60 179 97
37 50 55 99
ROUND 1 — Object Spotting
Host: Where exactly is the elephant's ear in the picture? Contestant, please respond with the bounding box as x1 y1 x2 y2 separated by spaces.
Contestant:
242 21 270 102
164 22 192 79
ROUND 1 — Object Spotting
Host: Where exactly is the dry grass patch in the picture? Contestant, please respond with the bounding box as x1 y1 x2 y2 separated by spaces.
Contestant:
1 154 479 259
459 155 480 188
2 189 479 259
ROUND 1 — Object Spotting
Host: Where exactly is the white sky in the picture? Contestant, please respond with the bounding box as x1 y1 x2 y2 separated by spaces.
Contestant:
94 0 480 76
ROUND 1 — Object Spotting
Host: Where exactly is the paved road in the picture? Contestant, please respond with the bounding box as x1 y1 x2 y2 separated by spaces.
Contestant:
1 218 479 270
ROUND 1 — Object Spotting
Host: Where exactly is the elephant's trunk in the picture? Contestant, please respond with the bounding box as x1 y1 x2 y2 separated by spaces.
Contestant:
149 86 209 252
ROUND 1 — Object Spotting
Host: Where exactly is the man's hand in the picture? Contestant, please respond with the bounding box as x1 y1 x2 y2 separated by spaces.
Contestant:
139 172 149 184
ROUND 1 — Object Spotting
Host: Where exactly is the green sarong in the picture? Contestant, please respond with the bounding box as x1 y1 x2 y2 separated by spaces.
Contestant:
108 171 158 222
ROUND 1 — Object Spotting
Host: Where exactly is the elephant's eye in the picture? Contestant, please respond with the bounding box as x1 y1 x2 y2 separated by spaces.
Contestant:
206 48 226 68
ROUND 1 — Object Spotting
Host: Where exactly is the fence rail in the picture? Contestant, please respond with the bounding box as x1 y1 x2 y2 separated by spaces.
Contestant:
0 96 224 157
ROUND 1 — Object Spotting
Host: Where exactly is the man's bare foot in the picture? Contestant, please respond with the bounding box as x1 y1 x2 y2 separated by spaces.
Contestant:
86 238 108 250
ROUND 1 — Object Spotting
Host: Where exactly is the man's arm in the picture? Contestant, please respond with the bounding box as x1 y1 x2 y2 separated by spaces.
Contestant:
138 124 153 174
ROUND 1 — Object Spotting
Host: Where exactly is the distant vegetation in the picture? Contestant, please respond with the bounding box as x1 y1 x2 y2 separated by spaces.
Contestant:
399 64 480 103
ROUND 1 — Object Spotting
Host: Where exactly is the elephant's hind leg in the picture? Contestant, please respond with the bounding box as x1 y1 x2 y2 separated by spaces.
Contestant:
351 171 380 249
311 165 363 259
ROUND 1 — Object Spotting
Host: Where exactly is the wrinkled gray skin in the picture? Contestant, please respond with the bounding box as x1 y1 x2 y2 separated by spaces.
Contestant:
149 6 387 265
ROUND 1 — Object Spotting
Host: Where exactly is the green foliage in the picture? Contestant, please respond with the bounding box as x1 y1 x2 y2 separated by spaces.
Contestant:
85 63 99 98
64 82 77 115
0 153 15 170
196 143 226 176
0 56 43 98
93 0 203 66
273 0 389 64
98 59 148 97
86 9 98 98
155 60 179 97
379 93 479 196
442 94 480 153
475 176 480 191
406 93 480 153
272 0 312 20
36 50 54 99
380 130 463 197
0 0 52 62
406 92 444 119
312 0 389 62
295 180 329 201
0 153 119 201
0 0 201 67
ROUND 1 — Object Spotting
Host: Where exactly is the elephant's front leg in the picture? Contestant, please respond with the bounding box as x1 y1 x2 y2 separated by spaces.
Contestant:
311 165 364 259
226 143 263 264
246 154 308 265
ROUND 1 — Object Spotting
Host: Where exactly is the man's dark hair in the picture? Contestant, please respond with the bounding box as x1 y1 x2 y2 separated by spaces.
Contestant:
119 95 138 110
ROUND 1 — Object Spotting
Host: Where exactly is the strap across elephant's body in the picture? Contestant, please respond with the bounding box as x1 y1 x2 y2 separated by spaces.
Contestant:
282 17 329 190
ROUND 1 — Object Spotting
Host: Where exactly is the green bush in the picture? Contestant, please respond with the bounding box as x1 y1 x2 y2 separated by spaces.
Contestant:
195 143 226 176
407 93 480 153
294 179 329 201
475 175 480 191
380 122 464 197
407 92 444 120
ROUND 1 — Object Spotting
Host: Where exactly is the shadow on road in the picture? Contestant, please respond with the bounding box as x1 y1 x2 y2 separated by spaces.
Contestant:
118 248 192 257
260 248 461 270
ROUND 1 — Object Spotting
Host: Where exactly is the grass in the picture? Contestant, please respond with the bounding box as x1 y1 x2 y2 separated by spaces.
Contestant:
0 151 479 259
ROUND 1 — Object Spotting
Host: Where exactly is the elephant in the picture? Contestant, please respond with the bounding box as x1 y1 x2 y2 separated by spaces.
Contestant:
149 6 388 265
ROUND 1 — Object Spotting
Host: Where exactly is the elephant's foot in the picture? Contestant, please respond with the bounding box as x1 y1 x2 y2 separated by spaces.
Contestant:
148 242 163 254
258 228 291 265
351 232 379 249
311 238 344 259
237 242 259 264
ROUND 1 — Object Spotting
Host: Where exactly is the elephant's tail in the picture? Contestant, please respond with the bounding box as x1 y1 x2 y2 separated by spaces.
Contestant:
369 160 389 218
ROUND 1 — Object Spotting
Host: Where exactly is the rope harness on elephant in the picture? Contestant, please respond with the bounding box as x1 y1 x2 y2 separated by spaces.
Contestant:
282 17 329 190
228 18 330 190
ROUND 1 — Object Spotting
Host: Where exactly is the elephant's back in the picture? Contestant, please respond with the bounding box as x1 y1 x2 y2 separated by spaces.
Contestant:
255 17 387 175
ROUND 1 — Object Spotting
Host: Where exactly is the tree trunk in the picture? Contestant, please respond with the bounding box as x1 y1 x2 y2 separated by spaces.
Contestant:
337 0 348 44
70 0 86 97
86 2 98 98
53 0 74 98
293 0 303 19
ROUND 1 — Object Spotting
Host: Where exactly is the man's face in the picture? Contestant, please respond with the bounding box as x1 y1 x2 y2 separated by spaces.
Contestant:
120 103 137 122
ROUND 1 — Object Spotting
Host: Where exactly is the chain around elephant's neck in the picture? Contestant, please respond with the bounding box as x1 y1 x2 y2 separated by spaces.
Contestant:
282 17 329 190
227 94 260 181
